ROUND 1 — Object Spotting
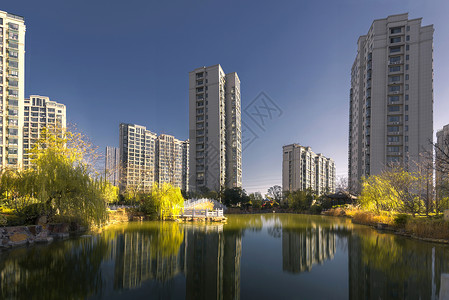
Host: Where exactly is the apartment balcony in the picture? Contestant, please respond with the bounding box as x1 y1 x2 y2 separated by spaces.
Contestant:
388 130 403 136
387 121 402 126
387 152 402 156
388 100 403 106
387 90 403 96
388 60 403 66
387 141 402 146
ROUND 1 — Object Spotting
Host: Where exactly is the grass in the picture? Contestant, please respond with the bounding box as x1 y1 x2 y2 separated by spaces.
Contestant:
405 218 449 240
324 204 449 241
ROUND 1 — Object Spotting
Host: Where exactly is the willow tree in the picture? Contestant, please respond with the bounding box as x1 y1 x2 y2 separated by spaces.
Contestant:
28 127 108 226
141 183 184 219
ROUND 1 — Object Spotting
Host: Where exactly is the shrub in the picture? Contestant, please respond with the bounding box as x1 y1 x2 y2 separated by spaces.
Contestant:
17 203 53 224
310 204 322 215
5 214 26 226
394 213 409 227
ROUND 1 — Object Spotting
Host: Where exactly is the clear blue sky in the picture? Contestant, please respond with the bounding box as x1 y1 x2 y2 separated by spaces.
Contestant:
3 0 449 194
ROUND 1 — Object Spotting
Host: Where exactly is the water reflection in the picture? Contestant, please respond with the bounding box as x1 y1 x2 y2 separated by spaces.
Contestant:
349 230 449 299
0 214 449 299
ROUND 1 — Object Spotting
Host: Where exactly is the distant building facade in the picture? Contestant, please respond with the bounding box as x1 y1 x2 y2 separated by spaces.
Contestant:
436 124 449 197
189 64 242 192
282 144 335 195
157 134 189 191
105 146 120 186
348 13 434 193
23 95 66 169
119 123 189 193
0 11 26 170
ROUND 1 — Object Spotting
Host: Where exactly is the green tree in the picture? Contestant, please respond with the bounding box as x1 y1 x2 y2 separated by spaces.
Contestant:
141 183 184 219
222 187 250 206
267 185 283 203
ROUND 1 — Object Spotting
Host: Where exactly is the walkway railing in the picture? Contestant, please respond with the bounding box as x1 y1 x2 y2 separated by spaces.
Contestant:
184 198 227 211
181 208 224 218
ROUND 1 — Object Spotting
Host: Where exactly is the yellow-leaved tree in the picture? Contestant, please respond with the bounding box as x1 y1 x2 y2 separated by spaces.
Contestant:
141 183 184 219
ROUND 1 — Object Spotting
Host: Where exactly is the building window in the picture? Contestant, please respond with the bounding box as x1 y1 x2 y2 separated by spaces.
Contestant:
389 66 400 72
406 35 410 41
388 126 400 132
390 56 401 63
389 85 400 92
388 136 399 142
406 45 410 51
405 125 408 131
388 106 400 112
405 115 408 121
390 37 401 43
406 55 409 60
390 46 401 53
388 95 400 102
389 76 401 83
405 74 409 80
388 116 400 122
406 26 410 31
405 136 409 142
406 64 409 70
405 105 409 111
405 84 409 90
390 27 402 34
405 94 409 101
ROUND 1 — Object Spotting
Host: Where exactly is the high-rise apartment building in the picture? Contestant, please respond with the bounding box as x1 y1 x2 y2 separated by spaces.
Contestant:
156 134 189 191
105 146 120 186
348 13 434 192
189 64 242 192
436 124 449 196
119 123 189 193
119 123 157 193
282 144 336 196
0 11 26 170
23 95 66 168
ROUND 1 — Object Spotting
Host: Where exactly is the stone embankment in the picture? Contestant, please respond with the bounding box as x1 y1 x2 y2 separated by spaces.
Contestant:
0 223 86 249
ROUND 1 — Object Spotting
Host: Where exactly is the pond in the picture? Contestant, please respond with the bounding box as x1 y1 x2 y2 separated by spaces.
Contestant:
1 214 449 299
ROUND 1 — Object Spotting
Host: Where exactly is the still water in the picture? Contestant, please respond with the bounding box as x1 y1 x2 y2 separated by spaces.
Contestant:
1 214 449 300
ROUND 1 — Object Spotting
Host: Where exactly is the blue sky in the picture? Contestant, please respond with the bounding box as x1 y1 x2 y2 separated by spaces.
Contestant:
3 0 449 194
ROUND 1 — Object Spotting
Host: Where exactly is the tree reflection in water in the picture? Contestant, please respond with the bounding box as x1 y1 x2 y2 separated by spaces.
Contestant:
1 215 449 299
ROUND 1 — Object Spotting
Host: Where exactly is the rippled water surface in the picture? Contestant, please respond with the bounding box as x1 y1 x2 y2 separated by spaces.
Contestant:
1 214 449 299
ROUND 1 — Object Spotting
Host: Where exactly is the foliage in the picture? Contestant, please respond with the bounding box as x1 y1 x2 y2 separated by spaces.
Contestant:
0 127 109 226
249 192 263 209
222 187 250 206
393 213 409 227
359 167 426 216
17 203 53 224
309 204 322 215
141 183 184 219
266 185 282 203
286 188 316 211
100 182 119 204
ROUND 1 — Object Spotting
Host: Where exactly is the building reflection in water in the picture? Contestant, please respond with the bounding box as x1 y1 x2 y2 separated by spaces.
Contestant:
107 223 242 299
282 223 336 273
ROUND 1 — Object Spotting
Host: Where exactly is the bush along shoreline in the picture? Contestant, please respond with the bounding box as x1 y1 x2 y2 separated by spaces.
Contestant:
324 206 449 244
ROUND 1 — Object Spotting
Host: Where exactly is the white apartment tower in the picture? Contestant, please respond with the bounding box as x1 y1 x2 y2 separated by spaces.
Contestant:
23 95 66 168
119 123 189 193
119 123 157 193
156 134 189 191
0 11 25 170
348 13 434 193
189 64 242 192
282 144 336 195
105 146 120 186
